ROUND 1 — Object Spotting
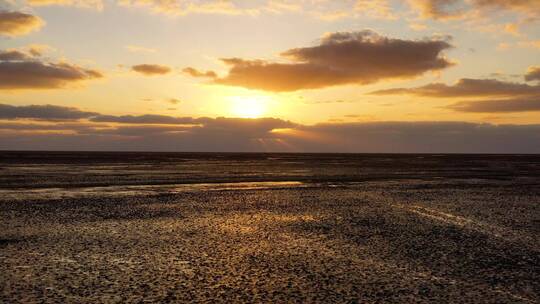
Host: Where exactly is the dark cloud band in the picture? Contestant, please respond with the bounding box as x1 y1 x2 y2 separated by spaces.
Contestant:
1 119 539 153
0 104 98 120
449 96 540 113
370 78 540 97
1 103 539 153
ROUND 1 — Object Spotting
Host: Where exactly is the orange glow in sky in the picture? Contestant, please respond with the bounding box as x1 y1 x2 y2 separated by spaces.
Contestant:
1 0 540 152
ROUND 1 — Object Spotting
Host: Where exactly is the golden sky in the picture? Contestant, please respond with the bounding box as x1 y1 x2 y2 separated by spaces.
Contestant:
0 0 539 152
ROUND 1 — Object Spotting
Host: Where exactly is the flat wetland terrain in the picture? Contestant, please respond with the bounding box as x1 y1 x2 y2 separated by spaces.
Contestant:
1 152 539 303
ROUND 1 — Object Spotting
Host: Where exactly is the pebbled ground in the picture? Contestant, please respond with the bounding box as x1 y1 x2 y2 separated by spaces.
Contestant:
1 153 539 303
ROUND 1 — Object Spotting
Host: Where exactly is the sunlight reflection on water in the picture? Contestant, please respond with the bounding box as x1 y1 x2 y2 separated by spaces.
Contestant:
0 181 307 201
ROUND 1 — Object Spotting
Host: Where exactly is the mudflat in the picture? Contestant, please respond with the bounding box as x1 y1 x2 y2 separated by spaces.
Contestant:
1 152 539 303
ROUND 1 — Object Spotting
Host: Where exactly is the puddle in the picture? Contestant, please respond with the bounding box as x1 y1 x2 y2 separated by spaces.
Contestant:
0 181 308 201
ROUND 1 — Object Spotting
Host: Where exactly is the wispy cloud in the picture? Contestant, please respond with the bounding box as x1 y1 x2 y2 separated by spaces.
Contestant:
27 0 103 10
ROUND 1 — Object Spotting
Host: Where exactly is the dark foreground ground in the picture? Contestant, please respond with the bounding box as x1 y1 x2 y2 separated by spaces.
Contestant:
1 152 539 303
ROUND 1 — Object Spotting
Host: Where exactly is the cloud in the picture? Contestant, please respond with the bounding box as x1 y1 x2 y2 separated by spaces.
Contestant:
26 0 104 9
18 0 271 16
264 0 302 13
10 0 540 23
27 44 55 56
0 104 98 120
0 121 98 131
89 114 297 134
473 0 540 15
355 0 397 20
292 121 540 153
0 45 55 60
1 103 540 152
186 30 454 92
198 117 296 134
1 118 539 153
0 104 296 132
0 52 103 90
89 114 203 124
5 0 387 21
25 0 248 14
303 99 353 105
448 97 540 113
370 78 540 97
372 75 540 114
0 50 30 61
141 97 182 104
82 125 192 136
117 0 258 16
132 64 171 75
525 66 540 82
12 0 371 21
182 67 217 78
0 11 44 37
407 0 463 19
407 0 540 20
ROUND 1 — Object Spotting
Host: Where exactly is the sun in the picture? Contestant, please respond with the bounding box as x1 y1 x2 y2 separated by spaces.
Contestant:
229 95 268 118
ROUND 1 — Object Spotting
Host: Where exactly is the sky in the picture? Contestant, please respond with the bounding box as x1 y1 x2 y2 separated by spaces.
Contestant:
0 0 539 152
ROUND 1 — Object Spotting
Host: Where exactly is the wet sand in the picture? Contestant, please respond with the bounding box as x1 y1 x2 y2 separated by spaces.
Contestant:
1 152 539 303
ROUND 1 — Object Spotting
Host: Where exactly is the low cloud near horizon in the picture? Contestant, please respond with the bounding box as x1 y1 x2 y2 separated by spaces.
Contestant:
448 96 540 113
0 103 98 120
1 103 539 153
525 66 540 82
371 76 540 113
371 78 540 98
